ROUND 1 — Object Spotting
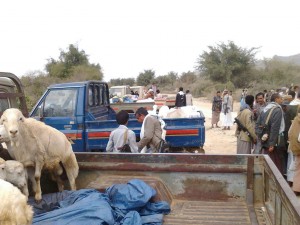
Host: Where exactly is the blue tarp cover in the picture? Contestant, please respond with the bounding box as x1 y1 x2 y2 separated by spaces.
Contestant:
29 179 170 225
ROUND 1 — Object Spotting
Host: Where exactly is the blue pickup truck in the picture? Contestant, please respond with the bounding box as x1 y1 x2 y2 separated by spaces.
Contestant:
30 80 205 152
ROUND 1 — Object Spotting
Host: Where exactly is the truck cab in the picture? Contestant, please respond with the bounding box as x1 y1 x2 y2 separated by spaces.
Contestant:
109 85 131 98
0 72 28 117
30 81 116 152
130 86 145 98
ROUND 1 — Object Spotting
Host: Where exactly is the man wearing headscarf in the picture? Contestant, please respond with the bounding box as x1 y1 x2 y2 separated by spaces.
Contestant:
221 89 233 130
236 95 257 154
211 91 222 128
255 93 286 175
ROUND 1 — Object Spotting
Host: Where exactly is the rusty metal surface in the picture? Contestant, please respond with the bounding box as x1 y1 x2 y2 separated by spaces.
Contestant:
76 152 248 165
164 200 252 225
261 156 300 224
74 153 300 224
76 153 248 173
76 153 249 201
247 157 254 190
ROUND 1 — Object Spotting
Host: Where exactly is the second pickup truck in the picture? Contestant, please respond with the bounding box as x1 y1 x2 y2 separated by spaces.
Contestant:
30 80 205 152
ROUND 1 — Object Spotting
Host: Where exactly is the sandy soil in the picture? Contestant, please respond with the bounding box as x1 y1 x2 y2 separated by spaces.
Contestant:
193 97 240 154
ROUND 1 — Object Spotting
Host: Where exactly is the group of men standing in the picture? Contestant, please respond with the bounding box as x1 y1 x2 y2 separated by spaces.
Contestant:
106 107 164 154
211 89 233 129
235 87 300 195
175 87 193 107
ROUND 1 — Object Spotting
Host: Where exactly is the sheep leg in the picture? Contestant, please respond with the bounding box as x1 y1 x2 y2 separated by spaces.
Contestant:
34 162 43 202
63 154 78 190
53 163 64 191
65 168 76 190
27 167 37 194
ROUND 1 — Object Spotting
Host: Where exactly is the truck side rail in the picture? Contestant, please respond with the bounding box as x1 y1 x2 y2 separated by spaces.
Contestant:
259 155 300 224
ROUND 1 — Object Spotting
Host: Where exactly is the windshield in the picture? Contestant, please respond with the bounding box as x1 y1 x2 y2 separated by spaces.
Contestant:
33 89 78 117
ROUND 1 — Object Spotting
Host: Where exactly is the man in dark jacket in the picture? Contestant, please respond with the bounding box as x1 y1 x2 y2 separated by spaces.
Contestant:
256 93 285 175
175 87 186 108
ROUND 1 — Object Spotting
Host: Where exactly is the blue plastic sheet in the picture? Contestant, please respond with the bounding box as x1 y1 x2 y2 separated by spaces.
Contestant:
32 189 114 225
106 179 156 211
30 179 170 225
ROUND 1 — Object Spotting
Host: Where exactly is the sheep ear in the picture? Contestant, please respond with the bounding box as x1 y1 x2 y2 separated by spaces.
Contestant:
0 118 4 125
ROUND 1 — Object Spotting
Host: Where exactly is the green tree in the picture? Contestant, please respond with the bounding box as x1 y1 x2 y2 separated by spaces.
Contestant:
136 70 155 86
45 44 103 80
259 58 300 86
155 75 170 86
196 41 258 88
167 71 178 85
179 71 197 84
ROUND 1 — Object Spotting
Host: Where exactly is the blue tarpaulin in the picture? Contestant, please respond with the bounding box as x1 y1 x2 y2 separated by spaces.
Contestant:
29 179 170 225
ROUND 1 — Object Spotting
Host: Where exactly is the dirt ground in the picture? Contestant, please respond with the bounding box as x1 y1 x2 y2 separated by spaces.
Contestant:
193 97 240 154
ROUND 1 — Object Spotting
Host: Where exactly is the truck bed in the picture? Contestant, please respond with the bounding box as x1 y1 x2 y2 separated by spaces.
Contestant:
81 175 255 225
74 153 300 225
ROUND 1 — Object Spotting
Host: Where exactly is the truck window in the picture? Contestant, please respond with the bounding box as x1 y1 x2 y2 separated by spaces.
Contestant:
102 84 109 105
88 87 93 106
95 85 100 106
0 97 10 112
42 89 77 117
88 84 108 106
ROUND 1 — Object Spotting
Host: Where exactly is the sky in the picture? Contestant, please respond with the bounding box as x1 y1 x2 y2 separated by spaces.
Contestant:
1 0 300 82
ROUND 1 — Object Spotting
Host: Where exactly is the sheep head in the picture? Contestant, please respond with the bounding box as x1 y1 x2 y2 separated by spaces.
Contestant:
0 108 25 147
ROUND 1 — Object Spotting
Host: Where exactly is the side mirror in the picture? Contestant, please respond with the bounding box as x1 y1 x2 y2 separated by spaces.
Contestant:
37 105 44 121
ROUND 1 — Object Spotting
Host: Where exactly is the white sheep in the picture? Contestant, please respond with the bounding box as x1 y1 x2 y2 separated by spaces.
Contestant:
166 108 188 118
0 108 79 202
165 106 202 118
0 179 33 225
0 157 29 197
158 105 170 118
0 125 52 199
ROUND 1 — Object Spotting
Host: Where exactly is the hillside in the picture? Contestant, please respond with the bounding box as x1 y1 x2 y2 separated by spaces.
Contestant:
256 53 300 69
273 54 300 65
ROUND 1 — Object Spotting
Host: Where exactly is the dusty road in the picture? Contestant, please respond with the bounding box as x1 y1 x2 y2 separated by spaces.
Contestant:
193 97 239 154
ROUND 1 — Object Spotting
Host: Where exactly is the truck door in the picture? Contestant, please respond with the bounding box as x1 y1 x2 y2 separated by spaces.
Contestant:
84 83 114 151
30 88 85 152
